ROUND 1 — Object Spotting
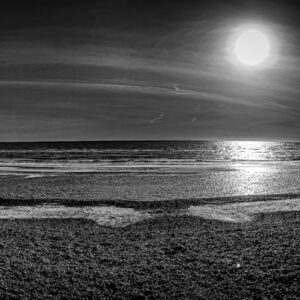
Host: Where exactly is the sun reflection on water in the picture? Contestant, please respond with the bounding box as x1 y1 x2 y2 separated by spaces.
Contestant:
219 141 295 196
222 141 276 161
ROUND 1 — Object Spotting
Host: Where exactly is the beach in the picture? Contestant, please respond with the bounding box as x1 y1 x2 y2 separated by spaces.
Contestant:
0 208 299 299
0 141 299 298
0 188 299 298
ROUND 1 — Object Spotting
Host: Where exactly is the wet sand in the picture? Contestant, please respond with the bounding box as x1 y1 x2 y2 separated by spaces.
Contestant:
0 172 299 202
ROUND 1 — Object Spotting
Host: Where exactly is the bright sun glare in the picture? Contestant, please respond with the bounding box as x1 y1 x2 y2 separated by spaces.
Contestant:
234 29 270 66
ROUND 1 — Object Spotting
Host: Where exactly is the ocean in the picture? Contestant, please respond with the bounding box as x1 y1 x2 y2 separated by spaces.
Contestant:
0 140 299 200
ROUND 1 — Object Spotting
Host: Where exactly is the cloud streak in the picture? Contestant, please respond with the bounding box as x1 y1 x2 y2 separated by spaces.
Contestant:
150 112 164 124
0 79 292 112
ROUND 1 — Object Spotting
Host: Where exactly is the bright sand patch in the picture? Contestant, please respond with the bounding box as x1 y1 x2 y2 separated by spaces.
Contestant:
0 198 299 227
0 205 151 227
187 198 300 222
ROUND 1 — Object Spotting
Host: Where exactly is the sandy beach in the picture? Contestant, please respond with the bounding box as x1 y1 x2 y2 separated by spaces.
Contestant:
0 195 299 298
0 141 298 298
0 197 299 226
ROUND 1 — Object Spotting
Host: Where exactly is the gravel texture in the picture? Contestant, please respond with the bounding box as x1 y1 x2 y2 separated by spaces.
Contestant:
0 211 299 299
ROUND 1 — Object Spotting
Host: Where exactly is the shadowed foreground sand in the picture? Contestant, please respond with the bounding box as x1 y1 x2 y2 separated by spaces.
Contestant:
0 198 299 298
0 211 299 299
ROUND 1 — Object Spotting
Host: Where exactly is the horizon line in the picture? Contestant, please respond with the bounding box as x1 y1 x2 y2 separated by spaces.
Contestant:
0 138 298 143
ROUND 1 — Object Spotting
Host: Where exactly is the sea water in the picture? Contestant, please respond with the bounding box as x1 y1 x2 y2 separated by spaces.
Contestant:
0 140 299 200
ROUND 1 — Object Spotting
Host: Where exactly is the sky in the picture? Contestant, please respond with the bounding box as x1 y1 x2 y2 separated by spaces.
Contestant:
0 0 299 141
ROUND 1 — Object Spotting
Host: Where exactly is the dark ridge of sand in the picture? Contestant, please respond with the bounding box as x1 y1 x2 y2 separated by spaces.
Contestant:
0 193 299 209
0 211 299 299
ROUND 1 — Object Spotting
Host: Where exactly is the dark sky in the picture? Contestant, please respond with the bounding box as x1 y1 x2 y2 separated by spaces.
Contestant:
0 0 299 141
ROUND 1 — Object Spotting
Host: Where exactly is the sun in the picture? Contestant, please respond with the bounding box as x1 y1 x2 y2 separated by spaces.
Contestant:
234 29 270 66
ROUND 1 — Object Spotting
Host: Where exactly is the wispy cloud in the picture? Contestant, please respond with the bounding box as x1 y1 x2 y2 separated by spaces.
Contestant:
0 79 291 112
150 112 164 124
